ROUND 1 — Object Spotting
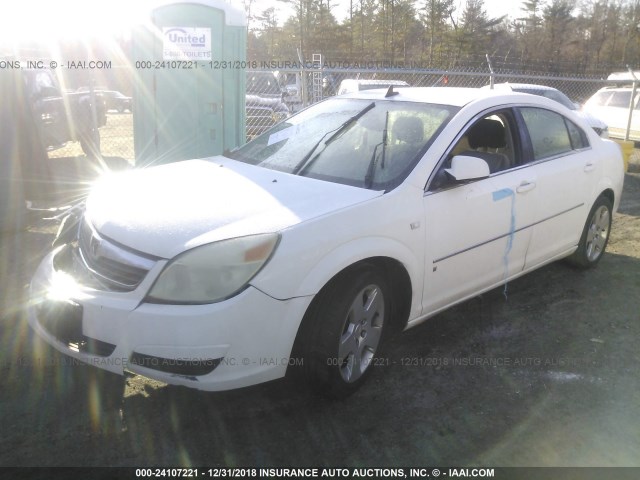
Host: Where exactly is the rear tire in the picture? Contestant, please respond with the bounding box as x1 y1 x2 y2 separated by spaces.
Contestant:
567 194 612 268
296 266 391 399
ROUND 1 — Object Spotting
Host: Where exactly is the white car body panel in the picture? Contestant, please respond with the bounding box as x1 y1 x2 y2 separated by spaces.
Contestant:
423 168 536 313
585 105 640 141
253 185 426 319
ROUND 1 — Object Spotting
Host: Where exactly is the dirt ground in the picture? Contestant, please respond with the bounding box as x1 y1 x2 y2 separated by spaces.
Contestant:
48 113 135 163
0 157 639 468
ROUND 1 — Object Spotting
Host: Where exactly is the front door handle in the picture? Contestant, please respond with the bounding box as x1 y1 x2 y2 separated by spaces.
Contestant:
516 181 536 194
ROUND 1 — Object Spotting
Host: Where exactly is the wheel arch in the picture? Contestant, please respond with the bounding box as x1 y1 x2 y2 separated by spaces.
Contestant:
256 233 422 315
590 178 618 214
600 187 615 206
567 189 614 268
287 255 414 374
324 256 413 334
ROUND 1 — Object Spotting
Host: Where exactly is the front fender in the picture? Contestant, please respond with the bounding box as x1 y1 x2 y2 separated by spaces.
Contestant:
251 184 426 322
253 235 423 321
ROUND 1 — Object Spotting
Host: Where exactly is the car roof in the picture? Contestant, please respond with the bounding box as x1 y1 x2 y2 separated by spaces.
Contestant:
488 83 559 92
339 86 525 107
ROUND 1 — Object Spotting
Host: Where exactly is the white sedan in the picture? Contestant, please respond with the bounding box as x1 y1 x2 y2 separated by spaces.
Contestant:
29 87 624 398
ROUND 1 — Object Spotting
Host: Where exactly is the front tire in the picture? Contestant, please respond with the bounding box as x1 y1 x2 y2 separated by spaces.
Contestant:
297 266 391 399
568 194 613 268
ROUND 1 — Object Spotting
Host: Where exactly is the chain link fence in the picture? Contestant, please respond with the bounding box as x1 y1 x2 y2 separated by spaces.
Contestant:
249 65 611 141
47 65 614 166
284 66 609 106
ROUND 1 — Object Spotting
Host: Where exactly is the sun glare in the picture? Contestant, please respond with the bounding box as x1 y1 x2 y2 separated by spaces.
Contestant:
0 0 153 48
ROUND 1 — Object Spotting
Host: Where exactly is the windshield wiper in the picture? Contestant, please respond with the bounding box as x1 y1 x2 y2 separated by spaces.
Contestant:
293 102 376 175
364 111 389 189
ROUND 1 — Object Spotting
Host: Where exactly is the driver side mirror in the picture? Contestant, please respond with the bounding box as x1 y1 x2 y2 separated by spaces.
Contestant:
445 155 490 181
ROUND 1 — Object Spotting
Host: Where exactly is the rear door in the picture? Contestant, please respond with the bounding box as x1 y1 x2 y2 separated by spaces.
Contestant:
517 107 599 268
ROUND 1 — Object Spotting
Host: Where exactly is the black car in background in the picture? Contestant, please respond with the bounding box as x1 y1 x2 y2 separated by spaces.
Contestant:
25 70 106 156
77 87 132 113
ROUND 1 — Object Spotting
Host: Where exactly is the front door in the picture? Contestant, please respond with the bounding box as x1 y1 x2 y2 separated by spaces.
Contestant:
421 110 537 314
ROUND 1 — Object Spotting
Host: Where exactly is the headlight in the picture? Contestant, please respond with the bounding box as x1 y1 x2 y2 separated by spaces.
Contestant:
146 233 279 304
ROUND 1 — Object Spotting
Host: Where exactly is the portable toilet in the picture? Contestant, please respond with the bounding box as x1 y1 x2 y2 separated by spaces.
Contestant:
132 0 246 165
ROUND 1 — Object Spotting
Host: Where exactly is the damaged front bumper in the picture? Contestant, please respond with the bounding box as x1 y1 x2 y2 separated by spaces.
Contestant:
28 245 312 391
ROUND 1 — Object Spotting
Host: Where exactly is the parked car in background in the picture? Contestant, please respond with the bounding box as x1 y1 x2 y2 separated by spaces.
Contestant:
29 88 623 399
245 71 289 139
77 87 132 113
337 78 409 95
103 90 132 113
24 69 106 156
485 83 609 138
583 86 640 142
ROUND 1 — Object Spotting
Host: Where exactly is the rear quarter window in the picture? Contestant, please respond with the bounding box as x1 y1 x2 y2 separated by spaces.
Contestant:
565 119 589 150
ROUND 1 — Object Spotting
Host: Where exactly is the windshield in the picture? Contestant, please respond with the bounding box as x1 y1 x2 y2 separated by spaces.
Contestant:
228 98 457 191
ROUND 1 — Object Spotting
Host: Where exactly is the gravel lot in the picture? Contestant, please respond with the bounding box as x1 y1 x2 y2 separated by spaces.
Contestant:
1 158 639 468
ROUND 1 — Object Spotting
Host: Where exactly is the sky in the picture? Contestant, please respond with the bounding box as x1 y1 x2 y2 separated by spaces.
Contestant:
0 0 525 49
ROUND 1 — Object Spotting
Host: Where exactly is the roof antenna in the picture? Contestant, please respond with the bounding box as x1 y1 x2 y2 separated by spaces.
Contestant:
486 53 495 89
385 85 399 97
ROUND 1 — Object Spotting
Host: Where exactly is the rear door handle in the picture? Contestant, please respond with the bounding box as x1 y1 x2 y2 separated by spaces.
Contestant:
584 162 596 172
516 181 536 194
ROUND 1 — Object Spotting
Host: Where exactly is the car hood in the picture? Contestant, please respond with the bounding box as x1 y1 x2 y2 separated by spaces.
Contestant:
85 157 382 259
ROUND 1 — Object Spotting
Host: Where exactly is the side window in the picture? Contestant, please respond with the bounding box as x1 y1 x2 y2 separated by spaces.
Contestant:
565 118 589 150
520 108 572 160
450 112 517 172
429 110 518 191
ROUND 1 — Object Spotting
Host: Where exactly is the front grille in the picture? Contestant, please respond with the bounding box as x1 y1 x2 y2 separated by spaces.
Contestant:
75 219 157 292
